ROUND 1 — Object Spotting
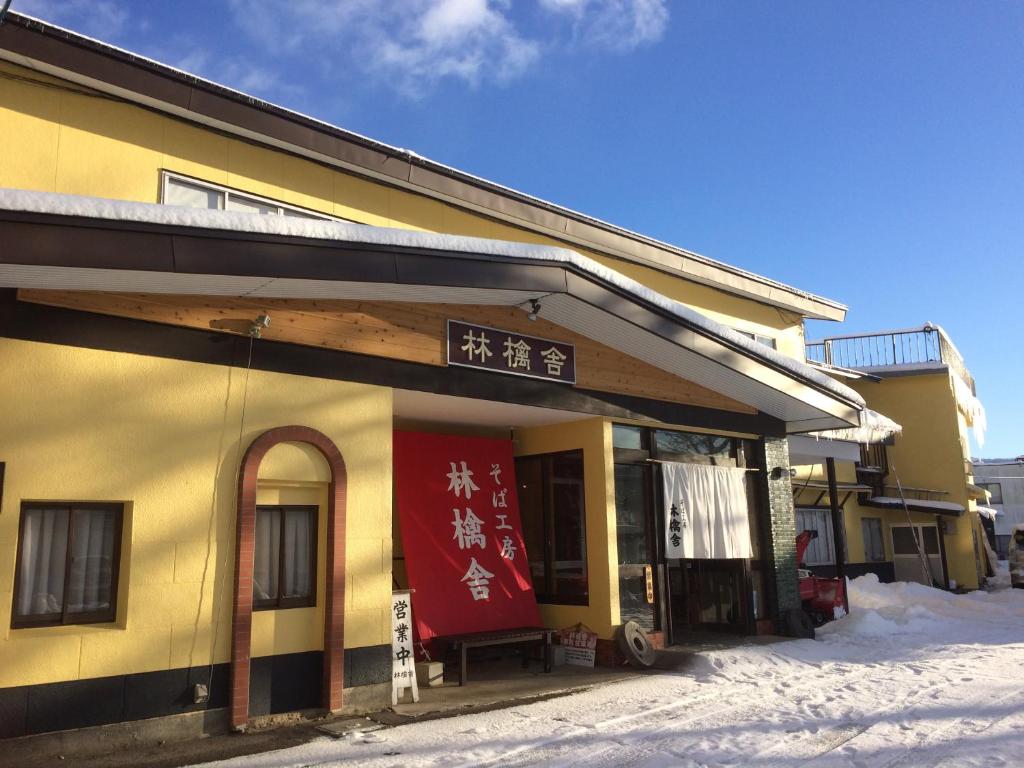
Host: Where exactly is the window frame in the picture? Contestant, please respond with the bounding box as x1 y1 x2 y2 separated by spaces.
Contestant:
11 501 124 629
514 449 589 606
253 504 319 611
861 517 886 562
160 170 348 222
795 506 837 566
978 482 1003 505
733 329 777 350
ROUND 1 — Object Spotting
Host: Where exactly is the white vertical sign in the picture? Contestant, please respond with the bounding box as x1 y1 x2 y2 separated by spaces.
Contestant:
391 590 419 705
663 463 692 559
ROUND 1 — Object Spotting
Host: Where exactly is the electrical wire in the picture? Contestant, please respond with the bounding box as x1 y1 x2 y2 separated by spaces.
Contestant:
202 334 256 704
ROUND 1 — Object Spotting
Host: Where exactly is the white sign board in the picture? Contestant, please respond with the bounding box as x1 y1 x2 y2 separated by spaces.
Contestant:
391 590 419 705
559 624 597 668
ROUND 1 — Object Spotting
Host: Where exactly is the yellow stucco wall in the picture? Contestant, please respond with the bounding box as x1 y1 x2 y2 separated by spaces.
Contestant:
0 337 392 688
848 373 980 589
794 372 983 589
0 60 807 358
512 418 618 639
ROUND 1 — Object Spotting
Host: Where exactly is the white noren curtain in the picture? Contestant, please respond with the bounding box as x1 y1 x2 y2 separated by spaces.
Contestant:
662 463 752 559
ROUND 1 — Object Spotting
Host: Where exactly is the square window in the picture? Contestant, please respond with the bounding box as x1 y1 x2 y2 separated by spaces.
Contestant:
13 503 123 628
978 483 1003 505
253 505 318 610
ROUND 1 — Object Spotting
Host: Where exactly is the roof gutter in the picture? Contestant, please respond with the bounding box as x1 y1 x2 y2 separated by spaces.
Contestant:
0 11 847 322
0 188 865 429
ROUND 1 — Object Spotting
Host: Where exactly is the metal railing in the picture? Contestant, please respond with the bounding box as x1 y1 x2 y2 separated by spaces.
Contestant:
806 326 975 394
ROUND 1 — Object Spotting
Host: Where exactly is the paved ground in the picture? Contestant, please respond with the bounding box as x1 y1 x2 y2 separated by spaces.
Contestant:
191 575 1024 768
12 576 1023 768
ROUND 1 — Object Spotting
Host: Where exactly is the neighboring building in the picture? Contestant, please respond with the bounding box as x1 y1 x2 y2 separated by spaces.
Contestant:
972 459 1024 557
0 14 871 740
801 326 991 591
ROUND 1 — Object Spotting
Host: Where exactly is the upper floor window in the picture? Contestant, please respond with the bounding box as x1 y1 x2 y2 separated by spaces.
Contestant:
161 171 338 221
254 505 318 610
13 502 123 628
978 482 1003 505
734 330 777 350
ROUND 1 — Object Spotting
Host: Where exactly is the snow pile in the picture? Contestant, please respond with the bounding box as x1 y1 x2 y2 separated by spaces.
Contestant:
818 573 1024 644
188 570 1024 768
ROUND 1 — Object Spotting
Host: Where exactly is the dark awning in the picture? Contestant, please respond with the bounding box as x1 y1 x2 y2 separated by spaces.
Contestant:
862 496 965 518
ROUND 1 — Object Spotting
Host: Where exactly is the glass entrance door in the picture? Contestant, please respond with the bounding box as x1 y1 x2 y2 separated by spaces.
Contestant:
614 463 657 632
670 559 748 633
892 524 943 586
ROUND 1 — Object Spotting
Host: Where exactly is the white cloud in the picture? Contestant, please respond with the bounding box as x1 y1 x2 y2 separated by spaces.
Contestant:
226 0 540 95
226 0 668 97
14 0 130 38
540 0 669 51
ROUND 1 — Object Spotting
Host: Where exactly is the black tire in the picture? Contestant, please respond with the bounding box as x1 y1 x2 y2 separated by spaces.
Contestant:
786 608 816 639
616 621 657 667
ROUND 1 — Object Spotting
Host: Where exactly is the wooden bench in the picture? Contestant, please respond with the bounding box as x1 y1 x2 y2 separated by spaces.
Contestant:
436 628 555 686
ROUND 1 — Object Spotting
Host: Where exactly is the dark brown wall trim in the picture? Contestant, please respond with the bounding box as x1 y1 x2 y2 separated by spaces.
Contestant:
0 214 860 412
0 646 390 740
0 294 787 437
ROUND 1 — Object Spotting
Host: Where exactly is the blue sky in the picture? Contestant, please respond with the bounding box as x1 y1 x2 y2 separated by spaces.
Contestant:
15 1 1024 458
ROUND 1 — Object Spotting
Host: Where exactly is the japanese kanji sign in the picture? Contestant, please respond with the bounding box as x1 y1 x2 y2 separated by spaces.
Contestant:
391 590 419 705
394 431 541 644
446 320 576 384
661 462 752 559
559 623 597 668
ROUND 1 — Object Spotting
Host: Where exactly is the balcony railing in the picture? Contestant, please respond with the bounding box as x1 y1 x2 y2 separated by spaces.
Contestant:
807 325 975 395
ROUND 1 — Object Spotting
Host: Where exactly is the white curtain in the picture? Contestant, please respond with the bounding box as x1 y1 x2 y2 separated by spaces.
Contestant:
282 509 312 599
17 507 115 617
66 508 115 613
253 508 281 601
16 507 69 617
662 463 752 559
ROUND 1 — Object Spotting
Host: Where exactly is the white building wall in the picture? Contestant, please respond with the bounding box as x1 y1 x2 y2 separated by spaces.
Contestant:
973 461 1024 554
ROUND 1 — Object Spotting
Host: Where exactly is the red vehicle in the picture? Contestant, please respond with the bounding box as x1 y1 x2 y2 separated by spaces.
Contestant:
796 530 848 629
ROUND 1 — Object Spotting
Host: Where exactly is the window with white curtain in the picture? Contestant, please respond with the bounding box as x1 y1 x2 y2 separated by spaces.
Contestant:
862 517 886 562
161 171 336 221
13 503 122 627
795 507 836 566
253 506 317 610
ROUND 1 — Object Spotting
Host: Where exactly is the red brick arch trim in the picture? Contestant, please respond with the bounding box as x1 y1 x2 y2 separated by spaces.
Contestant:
230 426 347 730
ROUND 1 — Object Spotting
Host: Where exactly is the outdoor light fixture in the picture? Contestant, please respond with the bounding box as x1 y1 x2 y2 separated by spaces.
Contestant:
249 313 271 338
527 299 542 321
771 466 797 480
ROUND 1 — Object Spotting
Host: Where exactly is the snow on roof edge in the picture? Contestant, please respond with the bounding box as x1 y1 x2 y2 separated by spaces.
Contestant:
807 408 901 444
976 506 1001 520
0 187 865 410
868 497 965 513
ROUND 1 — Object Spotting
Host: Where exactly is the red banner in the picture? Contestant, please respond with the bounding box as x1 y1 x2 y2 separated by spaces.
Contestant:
394 431 541 644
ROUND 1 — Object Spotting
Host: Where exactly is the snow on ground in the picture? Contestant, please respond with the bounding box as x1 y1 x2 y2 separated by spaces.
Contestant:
194 577 1024 768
